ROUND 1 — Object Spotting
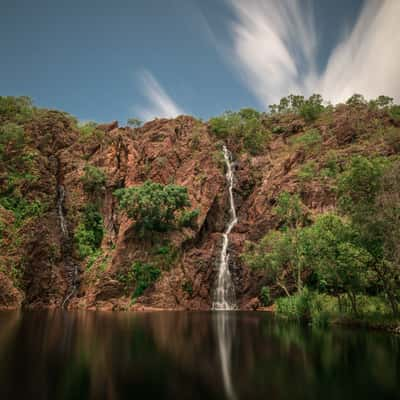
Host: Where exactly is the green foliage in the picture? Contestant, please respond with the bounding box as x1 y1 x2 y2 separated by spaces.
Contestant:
78 121 98 137
131 261 161 297
299 94 325 122
290 129 322 154
74 205 104 259
269 94 325 122
209 108 269 155
338 156 387 225
0 197 45 226
320 150 340 178
276 288 313 319
260 286 271 306
127 118 142 128
81 165 106 195
346 94 367 107
368 95 394 110
0 96 34 124
178 209 199 228
0 123 25 161
114 181 196 235
302 214 372 314
297 161 317 182
274 191 306 229
389 105 400 123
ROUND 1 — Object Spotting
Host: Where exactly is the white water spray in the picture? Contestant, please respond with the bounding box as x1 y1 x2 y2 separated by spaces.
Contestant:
212 145 238 311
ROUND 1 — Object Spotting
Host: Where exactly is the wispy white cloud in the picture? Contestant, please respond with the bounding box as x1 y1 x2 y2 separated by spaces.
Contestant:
225 0 400 106
135 70 184 121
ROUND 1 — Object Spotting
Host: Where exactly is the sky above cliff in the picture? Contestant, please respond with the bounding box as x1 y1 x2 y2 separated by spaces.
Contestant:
1 0 399 123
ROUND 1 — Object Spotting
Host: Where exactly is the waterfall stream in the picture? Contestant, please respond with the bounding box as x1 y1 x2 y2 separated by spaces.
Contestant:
212 145 237 311
57 184 79 308
57 185 68 238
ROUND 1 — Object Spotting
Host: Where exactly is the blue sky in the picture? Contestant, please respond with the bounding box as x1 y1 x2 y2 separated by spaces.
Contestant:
1 0 399 124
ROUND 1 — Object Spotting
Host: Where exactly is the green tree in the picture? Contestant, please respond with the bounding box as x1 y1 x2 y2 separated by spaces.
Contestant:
114 181 197 235
209 108 269 155
303 214 372 315
74 204 104 259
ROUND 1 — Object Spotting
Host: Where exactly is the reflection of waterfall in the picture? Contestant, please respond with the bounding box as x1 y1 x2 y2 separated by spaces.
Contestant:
57 184 79 308
213 145 237 310
214 312 238 400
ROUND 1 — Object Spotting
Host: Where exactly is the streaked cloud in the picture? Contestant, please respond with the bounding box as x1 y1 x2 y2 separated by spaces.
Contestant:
135 70 184 121
225 0 400 106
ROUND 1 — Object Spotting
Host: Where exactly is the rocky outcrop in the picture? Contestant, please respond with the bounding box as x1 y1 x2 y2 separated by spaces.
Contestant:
0 104 397 310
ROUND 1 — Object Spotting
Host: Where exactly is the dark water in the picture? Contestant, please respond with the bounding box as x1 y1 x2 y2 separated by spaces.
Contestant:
0 311 399 400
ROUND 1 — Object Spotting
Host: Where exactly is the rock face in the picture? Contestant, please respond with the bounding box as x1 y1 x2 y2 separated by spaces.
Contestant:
0 105 396 310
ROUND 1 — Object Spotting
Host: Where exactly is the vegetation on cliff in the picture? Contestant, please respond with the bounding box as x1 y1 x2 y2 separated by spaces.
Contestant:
0 92 399 329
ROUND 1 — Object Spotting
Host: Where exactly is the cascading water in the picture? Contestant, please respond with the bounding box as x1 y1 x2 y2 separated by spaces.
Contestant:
212 145 238 311
57 184 79 308
57 185 68 238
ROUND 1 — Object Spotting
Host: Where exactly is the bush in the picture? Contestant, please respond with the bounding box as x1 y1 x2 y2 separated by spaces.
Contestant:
290 129 322 154
74 205 104 259
114 181 196 235
297 161 317 182
0 96 34 124
131 261 161 297
0 122 25 161
389 105 400 123
81 165 106 195
260 286 271 306
276 288 313 319
209 108 269 155
299 94 325 122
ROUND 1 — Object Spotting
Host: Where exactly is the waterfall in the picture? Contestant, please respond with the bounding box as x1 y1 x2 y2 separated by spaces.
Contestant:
57 184 79 309
57 185 68 238
212 145 238 311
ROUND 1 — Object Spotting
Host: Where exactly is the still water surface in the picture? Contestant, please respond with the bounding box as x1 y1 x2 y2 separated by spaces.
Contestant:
0 311 399 400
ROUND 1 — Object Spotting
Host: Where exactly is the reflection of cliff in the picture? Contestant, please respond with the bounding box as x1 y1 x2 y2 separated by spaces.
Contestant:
0 311 399 400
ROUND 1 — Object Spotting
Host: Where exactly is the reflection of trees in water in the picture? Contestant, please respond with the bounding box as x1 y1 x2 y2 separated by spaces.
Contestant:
0 312 399 400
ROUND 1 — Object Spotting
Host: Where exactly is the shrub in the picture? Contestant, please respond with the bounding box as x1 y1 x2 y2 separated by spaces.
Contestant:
209 108 269 155
0 96 34 124
114 181 196 235
81 165 106 195
74 205 104 259
299 94 325 122
297 161 317 182
389 105 400 123
276 288 313 319
290 129 322 154
131 261 161 297
0 122 25 161
78 121 98 137
346 94 367 108
260 286 271 306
